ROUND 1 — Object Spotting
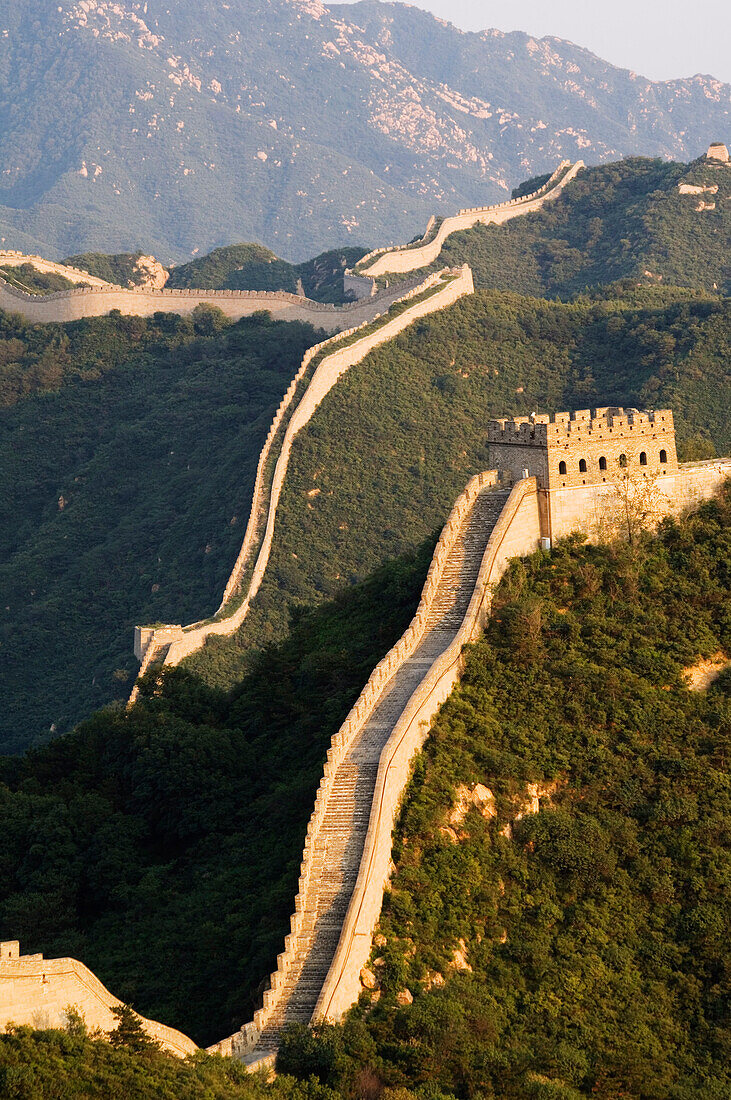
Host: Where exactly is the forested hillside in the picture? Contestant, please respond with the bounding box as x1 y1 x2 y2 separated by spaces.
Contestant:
166 244 368 303
62 252 153 288
1 487 728 1098
417 156 730 297
0 308 319 752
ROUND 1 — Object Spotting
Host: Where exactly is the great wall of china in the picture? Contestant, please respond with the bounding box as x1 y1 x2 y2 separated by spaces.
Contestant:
344 159 582 296
4 158 730 1065
0 264 424 332
130 265 475 696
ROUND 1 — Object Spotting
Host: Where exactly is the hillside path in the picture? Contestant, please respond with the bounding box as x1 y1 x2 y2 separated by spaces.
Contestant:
248 486 509 1059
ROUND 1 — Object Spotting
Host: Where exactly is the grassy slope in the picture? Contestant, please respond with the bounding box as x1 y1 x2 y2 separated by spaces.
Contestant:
185 287 730 689
0 310 318 753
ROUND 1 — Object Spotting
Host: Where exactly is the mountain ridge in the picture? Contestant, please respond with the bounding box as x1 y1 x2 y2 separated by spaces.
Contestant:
0 0 727 261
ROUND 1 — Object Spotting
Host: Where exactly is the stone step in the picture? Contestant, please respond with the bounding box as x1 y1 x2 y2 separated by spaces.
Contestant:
248 488 509 1051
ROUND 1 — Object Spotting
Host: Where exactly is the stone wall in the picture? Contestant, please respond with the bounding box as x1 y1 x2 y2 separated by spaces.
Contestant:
210 469 510 1058
0 251 112 287
0 941 197 1057
130 266 476 697
0 269 422 333
355 161 583 278
313 478 543 1023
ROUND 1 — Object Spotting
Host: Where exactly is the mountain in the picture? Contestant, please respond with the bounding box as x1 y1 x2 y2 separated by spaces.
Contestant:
0 0 728 261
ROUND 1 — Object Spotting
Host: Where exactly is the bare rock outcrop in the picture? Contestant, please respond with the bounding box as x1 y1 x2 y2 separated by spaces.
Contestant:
130 255 169 289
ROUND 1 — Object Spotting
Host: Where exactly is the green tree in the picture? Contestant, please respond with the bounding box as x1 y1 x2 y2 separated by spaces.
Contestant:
108 1005 161 1055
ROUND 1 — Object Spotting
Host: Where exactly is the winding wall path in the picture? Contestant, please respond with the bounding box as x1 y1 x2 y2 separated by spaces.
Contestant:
130 266 475 698
212 475 544 1064
237 484 510 1059
351 160 583 280
0 269 423 333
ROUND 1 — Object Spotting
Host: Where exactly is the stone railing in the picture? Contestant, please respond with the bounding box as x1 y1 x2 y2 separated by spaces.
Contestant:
352 160 583 278
313 476 543 1023
215 469 503 1057
129 265 475 699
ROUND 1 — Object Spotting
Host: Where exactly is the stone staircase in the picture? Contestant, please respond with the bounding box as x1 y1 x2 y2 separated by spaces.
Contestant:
246 486 509 1060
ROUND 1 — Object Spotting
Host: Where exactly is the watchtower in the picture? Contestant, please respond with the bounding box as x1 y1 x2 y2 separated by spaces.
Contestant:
488 408 679 539
488 408 677 488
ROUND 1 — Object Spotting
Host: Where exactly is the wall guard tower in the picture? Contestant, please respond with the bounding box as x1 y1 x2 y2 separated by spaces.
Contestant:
488 408 684 542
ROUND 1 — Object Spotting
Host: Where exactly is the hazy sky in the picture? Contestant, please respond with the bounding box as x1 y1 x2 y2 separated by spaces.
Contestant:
341 0 731 83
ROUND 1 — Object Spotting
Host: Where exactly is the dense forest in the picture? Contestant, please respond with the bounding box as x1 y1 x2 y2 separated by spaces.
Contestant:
0 307 320 752
1 488 729 1098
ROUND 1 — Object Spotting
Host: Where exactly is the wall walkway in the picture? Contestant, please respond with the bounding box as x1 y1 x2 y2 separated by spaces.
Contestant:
0 268 424 332
129 266 475 699
209 475 543 1063
353 161 583 279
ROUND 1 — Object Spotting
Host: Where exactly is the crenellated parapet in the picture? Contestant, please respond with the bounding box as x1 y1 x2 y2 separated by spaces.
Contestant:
488 408 676 446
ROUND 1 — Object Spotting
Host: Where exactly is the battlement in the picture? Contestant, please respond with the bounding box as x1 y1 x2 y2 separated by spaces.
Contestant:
487 408 675 446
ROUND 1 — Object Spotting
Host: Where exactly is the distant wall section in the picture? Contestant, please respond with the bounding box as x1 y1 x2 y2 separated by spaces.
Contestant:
0 251 112 287
0 272 424 333
356 161 583 278
0 941 197 1057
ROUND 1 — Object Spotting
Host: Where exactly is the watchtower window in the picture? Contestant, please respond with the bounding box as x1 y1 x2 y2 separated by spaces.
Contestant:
659 449 667 464
619 453 627 468
599 456 607 470
639 451 647 465
558 460 567 475
579 458 587 473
